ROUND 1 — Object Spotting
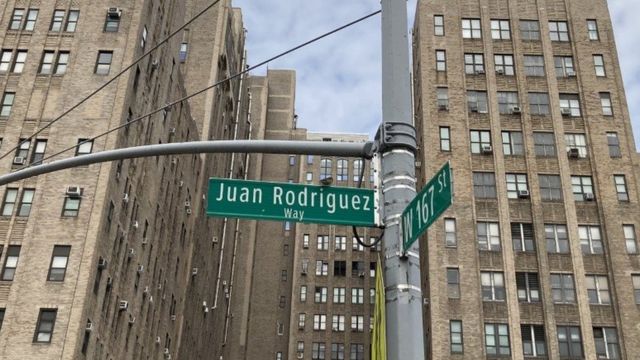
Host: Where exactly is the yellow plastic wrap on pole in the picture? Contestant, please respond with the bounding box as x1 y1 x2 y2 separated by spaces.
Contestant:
371 255 387 360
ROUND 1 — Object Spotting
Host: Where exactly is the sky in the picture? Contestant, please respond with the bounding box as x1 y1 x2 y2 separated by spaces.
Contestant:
233 0 640 150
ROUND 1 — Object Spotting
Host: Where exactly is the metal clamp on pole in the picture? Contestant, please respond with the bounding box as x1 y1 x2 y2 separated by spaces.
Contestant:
375 121 418 154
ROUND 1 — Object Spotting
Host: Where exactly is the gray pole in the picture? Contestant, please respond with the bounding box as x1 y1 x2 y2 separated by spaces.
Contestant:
379 0 425 359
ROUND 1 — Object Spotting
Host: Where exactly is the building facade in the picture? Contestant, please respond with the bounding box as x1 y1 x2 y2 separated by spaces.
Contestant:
413 0 640 359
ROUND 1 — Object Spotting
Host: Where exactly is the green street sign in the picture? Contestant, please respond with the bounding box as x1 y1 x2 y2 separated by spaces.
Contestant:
402 161 453 251
207 178 377 227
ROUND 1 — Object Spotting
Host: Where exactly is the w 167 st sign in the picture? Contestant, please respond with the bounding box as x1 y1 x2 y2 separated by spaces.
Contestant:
207 178 376 227
402 162 453 251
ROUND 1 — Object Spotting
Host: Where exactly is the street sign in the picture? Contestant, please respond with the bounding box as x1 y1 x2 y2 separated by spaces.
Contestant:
207 178 376 227
402 161 453 251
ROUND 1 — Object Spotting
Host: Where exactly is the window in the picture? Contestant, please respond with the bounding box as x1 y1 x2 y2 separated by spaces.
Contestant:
560 94 581 117
320 158 332 180
62 196 81 217
439 127 451 151
494 54 515 75
50 10 65 31
15 139 29 162
350 344 364 360
306 172 313 182
534 132 556 157
353 159 363 182
76 139 93 156
333 287 346 304
317 235 329 250
1 188 18 216
467 91 488 113
34 309 57 343
497 92 519 114
9 9 25 30
334 159 347 182
579 225 602 254
521 324 546 357
624 225 637 254
447 268 460 299
0 50 11 72
546 224 569 253
370 262 376 278
549 21 569 41
315 260 328 276
632 275 640 304
312 342 326 360
524 55 545 76
351 288 364 304
314 287 328 303
436 50 446 72
54 51 69 75
1 246 21 280
520 20 540 40
1 92 15 117
434 15 444 36
554 56 575 77
600 93 613 116
461 19 482 38
506 174 529 199
11 50 27 73
450 320 463 354
23 9 38 31
485 323 510 356
0 308 4 331
444 218 457 247
593 327 619 359
331 315 344 331
551 273 576 304
350 315 364 332
586 275 610 304
334 261 346 276
437 87 449 108
491 20 510 39
105 11 120 32
30 139 47 165
335 236 346 251
614 175 628 201
141 26 148 48
557 326 583 358
481 272 505 301
48 246 71 281
297 342 305 356
607 132 621 158
95 51 113 75
178 42 189 62
502 131 523 155
352 237 364 252
594 55 606 77
464 53 484 74
331 343 344 359
473 172 496 199
587 20 599 40
528 93 550 115
512 223 535 252
313 315 326 331
65 10 79 32
565 133 587 158
303 234 309 248
470 130 491 154
572 176 593 201
17 189 34 216
300 285 307 302
39 51 55 74
516 272 540 302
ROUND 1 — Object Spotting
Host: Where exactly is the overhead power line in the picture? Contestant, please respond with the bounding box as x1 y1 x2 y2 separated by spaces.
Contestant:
29 10 382 167
0 0 223 162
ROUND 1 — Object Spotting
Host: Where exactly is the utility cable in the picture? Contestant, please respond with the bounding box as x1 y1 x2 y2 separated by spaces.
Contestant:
26 9 382 167
353 156 384 249
0 0 223 162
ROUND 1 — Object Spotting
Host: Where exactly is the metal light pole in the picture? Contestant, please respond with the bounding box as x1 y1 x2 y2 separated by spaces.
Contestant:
378 0 426 358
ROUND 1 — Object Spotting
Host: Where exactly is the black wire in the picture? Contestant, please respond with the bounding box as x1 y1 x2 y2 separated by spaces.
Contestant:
353 157 384 248
0 0 223 162
23 10 383 168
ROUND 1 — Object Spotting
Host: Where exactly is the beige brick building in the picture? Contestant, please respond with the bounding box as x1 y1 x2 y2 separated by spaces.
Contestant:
413 0 640 358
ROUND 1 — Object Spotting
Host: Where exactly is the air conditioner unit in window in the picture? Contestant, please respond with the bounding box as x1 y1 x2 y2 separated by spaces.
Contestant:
438 104 449 111
13 156 25 165
119 300 128 311
184 201 191 208
358 271 366 277
186 208 192 215
567 148 580 158
475 69 485 75
517 190 530 198
191 267 198 276
566 70 576 77
106 277 113 289
496 68 505 75
297 353 304 359
66 186 82 197
85 321 93 332
137 265 144 273
481 145 493 154
170 314 177 321
469 105 479 113
511 106 522 115
98 257 108 269
155 336 161 344
123 193 129 203
107 8 122 18
583 192 595 201
561 108 572 116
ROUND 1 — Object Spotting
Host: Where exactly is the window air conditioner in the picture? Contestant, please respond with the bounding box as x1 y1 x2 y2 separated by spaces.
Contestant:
13 156 25 165
481 145 493 154
583 193 595 201
567 148 580 158
98 257 108 269
517 190 530 198
561 108 572 116
107 8 122 18
119 300 128 311
511 106 522 115
66 186 82 197
85 321 93 332
438 104 449 111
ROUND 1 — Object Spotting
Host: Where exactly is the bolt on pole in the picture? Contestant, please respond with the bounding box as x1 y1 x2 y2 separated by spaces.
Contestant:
379 0 426 359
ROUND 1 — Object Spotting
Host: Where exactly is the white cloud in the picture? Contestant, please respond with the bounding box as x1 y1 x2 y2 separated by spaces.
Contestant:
234 0 638 150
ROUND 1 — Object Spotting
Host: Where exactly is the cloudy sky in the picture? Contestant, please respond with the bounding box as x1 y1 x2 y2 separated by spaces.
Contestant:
234 0 640 150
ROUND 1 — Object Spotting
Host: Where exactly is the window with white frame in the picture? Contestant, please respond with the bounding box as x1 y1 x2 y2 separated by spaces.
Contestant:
303 234 309 248
313 314 326 330
350 315 364 332
502 131 523 155
516 272 540 302
481 272 505 301
506 173 528 199
491 20 510 39
351 288 364 304
332 315 345 332
298 313 306 329
624 225 637 254
300 285 307 301
521 324 547 357
586 275 610 304
565 133 587 158
579 225 602 254
335 236 346 251
551 273 576 303
444 218 457 247
571 176 593 201
546 224 569 253
549 21 569 41
333 287 346 304
320 158 332 180
317 235 329 250
484 323 511 356
461 18 482 38
593 327 619 359
336 159 348 181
